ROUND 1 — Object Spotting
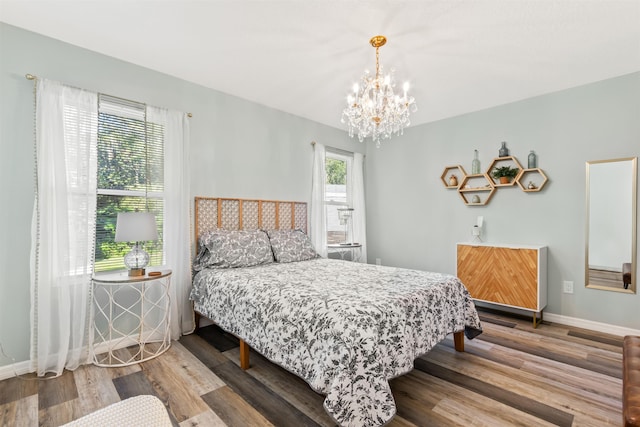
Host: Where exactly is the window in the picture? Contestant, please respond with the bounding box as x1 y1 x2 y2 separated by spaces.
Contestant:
325 150 351 244
94 95 164 272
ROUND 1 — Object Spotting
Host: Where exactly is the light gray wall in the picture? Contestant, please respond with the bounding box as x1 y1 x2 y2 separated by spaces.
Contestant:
365 71 640 329
0 23 363 367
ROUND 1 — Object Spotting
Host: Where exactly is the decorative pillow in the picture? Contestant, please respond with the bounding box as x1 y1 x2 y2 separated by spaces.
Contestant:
193 229 273 270
266 229 318 263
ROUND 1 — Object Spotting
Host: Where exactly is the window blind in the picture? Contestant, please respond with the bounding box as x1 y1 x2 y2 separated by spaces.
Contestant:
94 94 164 272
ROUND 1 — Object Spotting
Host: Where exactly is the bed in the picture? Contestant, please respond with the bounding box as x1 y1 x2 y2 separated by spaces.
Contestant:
190 197 482 427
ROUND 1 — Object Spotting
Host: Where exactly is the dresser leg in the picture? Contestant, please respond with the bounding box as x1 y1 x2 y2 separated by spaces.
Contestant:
533 310 543 328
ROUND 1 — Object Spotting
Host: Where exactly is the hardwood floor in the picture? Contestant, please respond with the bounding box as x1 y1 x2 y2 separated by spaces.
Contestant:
0 309 623 426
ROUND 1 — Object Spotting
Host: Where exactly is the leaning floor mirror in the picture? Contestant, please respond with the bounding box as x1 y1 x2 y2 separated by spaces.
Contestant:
585 157 637 293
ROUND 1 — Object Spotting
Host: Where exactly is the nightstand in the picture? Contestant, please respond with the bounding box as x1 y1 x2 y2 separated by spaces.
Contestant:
91 269 172 366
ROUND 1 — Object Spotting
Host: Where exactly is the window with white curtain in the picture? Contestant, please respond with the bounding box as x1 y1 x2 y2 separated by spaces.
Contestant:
94 95 164 272
325 149 351 244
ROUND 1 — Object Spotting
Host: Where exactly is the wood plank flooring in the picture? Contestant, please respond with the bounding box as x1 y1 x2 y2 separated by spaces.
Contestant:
0 309 623 426
588 268 625 290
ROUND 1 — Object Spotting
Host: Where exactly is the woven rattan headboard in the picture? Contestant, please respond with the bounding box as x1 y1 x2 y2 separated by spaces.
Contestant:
194 197 308 241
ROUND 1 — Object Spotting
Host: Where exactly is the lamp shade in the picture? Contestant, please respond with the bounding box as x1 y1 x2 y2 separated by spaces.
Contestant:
114 212 158 242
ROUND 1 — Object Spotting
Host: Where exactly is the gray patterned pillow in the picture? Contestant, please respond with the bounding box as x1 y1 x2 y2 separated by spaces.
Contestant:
266 229 318 263
193 229 274 270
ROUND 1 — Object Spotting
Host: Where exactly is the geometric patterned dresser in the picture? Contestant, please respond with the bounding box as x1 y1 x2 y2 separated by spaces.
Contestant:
457 243 547 327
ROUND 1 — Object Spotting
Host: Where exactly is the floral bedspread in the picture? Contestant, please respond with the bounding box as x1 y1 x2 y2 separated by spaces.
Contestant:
190 258 482 427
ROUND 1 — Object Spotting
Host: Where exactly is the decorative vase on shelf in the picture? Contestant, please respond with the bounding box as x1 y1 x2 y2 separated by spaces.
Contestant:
528 150 537 168
472 150 480 174
449 174 458 187
498 141 509 157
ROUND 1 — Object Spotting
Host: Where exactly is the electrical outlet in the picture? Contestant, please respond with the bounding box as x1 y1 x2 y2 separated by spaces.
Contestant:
376 258 382 266
563 280 574 294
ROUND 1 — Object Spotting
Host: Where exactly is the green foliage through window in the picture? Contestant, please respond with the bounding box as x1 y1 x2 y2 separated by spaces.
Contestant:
326 158 346 185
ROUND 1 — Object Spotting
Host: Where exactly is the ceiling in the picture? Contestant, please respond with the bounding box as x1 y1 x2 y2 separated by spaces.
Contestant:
2 1 639 130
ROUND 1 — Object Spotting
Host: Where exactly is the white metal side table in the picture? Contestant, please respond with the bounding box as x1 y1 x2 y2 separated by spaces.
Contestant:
91 269 172 367
327 243 362 262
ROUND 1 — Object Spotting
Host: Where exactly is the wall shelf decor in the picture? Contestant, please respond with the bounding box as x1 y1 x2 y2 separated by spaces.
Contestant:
440 165 467 189
458 174 496 206
486 156 523 187
441 153 548 205
516 168 548 192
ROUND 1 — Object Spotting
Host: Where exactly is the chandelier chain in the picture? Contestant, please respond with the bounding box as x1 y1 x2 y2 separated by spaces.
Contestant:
375 46 380 82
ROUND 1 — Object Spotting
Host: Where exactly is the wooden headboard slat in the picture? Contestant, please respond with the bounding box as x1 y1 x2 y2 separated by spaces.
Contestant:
194 197 308 243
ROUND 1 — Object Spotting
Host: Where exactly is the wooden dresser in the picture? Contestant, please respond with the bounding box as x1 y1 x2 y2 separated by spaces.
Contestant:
457 243 548 327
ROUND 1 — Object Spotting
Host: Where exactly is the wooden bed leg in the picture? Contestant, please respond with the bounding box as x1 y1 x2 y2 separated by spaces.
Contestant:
454 331 465 352
193 311 201 333
239 339 250 370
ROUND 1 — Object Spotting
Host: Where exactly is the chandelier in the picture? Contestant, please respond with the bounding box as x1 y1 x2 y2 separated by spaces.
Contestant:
341 35 417 147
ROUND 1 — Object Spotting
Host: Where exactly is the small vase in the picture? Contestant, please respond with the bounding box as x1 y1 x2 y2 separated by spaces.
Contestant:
471 150 480 174
449 174 458 187
499 141 509 157
528 150 537 168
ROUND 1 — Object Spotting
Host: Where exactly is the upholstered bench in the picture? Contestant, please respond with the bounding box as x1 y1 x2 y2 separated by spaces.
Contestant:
624 336 640 427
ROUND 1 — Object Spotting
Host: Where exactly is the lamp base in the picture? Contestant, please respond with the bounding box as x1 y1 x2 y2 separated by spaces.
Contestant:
123 243 150 276
128 268 146 277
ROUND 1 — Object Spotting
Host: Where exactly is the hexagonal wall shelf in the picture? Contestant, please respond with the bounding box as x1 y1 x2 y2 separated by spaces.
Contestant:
486 156 523 187
516 168 548 192
440 165 467 189
458 174 496 205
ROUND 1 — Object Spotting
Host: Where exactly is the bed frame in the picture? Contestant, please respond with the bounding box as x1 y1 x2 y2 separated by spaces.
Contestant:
192 196 465 370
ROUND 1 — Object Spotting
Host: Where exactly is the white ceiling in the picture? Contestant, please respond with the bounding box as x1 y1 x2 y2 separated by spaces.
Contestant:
2 1 639 129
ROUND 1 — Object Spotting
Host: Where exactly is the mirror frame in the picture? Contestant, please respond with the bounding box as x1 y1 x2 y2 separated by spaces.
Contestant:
585 157 637 293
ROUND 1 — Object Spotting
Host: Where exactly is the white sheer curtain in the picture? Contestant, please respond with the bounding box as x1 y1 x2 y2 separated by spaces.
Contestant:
347 152 367 263
30 79 98 376
147 107 193 338
310 142 328 257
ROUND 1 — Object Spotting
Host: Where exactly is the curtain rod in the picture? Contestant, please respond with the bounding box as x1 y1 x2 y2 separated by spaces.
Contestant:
25 73 193 118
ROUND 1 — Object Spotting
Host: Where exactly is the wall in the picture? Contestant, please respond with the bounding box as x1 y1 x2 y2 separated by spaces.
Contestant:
0 23 363 367
365 71 640 329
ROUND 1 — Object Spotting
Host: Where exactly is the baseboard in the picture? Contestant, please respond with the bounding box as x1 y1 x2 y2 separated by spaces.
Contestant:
543 312 640 337
0 360 32 381
0 334 158 381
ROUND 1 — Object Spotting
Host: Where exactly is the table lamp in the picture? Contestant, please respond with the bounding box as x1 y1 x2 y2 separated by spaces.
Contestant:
337 208 354 245
115 212 158 276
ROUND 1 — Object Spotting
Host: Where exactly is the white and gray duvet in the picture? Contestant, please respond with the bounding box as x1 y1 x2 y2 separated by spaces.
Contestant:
190 258 482 427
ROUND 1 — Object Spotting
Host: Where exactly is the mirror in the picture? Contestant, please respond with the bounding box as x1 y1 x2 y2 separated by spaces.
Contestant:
586 157 637 293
